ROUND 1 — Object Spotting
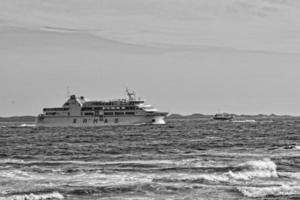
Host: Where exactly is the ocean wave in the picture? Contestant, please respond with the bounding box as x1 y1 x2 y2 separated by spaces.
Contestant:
154 159 281 186
0 169 31 180
0 159 98 166
0 159 280 183
232 120 256 123
282 144 300 150
0 192 63 200
19 124 36 128
153 173 229 184
279 172 300 179
4 124 36 129
66 183 190 196
174 158 228 169
0 159 27 164
237 185 300 198
227 158 278 180
0 158 226 171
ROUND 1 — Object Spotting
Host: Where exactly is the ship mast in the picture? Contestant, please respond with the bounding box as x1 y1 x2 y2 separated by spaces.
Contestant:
126 88 136 101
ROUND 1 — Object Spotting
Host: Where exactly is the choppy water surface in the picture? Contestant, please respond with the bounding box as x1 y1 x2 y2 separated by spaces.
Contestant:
0 118 300 200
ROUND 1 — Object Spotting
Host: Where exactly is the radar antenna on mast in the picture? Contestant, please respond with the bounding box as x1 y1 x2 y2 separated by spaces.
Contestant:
126 88 136 101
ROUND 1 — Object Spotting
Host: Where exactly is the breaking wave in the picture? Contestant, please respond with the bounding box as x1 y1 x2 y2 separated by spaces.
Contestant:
156 159 279 184
0 192 64 200
237 185 300 198
228 158 278 180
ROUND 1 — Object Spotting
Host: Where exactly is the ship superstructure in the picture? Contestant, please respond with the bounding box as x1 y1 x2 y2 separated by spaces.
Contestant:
36 89 168 127
213 113 234 121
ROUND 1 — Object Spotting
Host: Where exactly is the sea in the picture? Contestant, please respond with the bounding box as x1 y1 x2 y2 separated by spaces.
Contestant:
0 118 299 200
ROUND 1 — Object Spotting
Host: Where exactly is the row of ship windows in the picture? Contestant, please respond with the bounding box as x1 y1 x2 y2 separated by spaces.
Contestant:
45 112 135 116
65 101 138 106
73 118 119 124
82 106 136 111
43 108 69 112
89 102 137 106
44 106 136 112
84 112 135 116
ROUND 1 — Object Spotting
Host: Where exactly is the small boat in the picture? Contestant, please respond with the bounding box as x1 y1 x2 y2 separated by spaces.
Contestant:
213 113 234 121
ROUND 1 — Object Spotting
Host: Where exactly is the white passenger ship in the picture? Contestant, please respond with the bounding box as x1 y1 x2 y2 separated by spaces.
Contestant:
36 89 168 127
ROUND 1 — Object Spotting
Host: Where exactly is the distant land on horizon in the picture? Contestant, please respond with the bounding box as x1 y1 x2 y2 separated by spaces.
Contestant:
0 113 298 123
0 116 36 123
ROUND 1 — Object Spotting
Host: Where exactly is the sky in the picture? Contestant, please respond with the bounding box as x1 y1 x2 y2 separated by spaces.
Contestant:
1 0 300 116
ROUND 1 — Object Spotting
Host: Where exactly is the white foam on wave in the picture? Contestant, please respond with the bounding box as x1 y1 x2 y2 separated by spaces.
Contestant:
0 159 26 164
100 159 174 166
156 159 279 184
232 120 256 123
0 169 31 180
0 192 64 200
78 172 155 187
158 172 230 183
237 185 300 198
175 158 228 168
0 158 226 169
195 174 229 182
101 158 228 169
19 124 36 127
3 124 36 128
227 158 278 180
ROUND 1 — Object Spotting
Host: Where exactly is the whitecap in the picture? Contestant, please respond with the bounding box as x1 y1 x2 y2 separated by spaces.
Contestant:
0 159 26 164
0 169 31 180
163 173 230 183
19 124 36 127
227 158 278 180
174 158 227 168
232 120 256 123
0 192 64 200
237 185 300 198
155 159 279 184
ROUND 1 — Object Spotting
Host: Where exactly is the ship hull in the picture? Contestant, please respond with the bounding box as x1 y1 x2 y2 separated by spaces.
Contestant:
213 117 234 121
36 114 167 127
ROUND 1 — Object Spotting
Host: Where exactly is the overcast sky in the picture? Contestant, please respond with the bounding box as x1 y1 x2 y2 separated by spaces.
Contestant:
1 0 300 116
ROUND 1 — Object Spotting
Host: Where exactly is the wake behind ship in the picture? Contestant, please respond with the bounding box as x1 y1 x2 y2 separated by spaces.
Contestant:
36 89 168 127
